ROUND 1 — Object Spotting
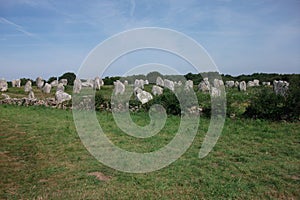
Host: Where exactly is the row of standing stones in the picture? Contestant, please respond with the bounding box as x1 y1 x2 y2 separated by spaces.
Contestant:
0 76 289 110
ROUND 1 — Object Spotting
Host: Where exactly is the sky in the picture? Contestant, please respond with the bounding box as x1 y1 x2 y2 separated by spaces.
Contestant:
0 0 300 80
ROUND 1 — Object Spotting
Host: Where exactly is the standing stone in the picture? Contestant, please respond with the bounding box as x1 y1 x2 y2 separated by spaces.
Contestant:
211 87 221 97
24 81 32 92
55 90 71 103
177 81 183 86
273 80 289 96
137 91 153 104
56 83 65 92
239 81 247 91
253 79 260 86
100 78 104 86
15 79 21 87
28 90 35 99
184 80 194 91
262 82 270 86
114 80 125 95
94 77 102 90
50 80 58 87
36 77 44 89
59 79 68 86
225 81 235 88
0 79 8 92
124 80 128 85
214 79 224 88
12 80 16 87
144 80 149 85
82 79 94 88
73 78 82 94
42 83 52 94
234 81 239 87
134 87 143 96
247 81 254 87
213 79 220 88
164 79 175 91
152 85 163 96
134 79 144 89
156 76 164 87
198 77 210 93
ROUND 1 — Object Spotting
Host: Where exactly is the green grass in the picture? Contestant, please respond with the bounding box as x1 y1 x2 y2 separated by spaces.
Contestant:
0 105 299 199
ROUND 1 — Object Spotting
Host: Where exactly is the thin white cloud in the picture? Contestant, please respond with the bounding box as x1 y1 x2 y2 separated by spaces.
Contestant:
0 17 36 38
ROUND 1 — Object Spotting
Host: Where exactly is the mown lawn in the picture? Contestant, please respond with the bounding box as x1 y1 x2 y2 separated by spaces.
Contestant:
0 105 299 199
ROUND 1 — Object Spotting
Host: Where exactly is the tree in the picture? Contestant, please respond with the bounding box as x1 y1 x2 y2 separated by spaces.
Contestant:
59 72 76 85
146 71 163 84
47 76 57 83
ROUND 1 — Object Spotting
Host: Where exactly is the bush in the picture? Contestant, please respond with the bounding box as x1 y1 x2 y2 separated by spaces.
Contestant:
148 89 181 115
59 72 76 85
94 92 105 111
244 86 299 121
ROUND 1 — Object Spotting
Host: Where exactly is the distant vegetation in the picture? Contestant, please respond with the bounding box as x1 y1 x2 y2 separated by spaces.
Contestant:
3 71 300 121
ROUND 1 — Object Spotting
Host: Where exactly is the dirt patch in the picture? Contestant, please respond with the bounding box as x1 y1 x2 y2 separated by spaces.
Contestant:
88 172 112 181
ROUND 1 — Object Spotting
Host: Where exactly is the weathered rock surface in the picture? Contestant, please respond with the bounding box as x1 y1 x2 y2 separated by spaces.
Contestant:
213 79 223 88
0 79 8 92
185 80 194 91
134 87 143 96
73 78 82 94
239 81 247 91
28 90 35 99
225 81 235 88
56 83 65 92
211 87 221 97
273 80 289 96
59 79 68 86
82 79 94 88
43 83 52 93
234 81 239 87
24 81 32 92
253 79 260 86
134 79 144 89
137 91 153 104
198 78 210 92
55 90 71 103
12 79 21 88
94 77 103 90
152 85 163 96
156 76 164 87
36 77 44 89
50 80 58 87
114 80 125 95
164 79 175 91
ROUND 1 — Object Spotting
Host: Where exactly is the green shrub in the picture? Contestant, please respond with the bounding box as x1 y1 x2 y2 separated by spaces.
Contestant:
94 92 105 111
244 86 299 121
150 89 181 115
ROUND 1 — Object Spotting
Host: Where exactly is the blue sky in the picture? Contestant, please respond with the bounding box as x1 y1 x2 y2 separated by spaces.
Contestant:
0 0 300 80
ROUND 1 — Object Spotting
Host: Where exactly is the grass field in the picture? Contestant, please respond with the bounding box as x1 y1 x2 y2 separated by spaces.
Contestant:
1 104 299 199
